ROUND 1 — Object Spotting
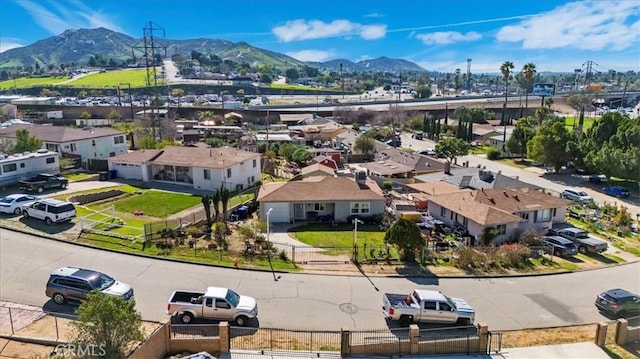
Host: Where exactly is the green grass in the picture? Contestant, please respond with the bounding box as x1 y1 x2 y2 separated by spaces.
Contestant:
564 117 595 132
268 83 317 91
290 224 386 247
64 68 153 88
470 145 493 154
64 173 96 182
114 190 201 218
498 158 532 169
0 76 68 90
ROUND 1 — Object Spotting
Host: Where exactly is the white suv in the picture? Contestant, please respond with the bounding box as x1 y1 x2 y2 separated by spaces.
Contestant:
561 188 593 203
22 199 76 225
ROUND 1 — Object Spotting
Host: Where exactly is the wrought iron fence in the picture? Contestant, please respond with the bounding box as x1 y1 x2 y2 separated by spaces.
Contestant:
170 324 219 339
418 325 479 355
230 326 341 353
349 327 410 355
0 305 72 342
488 331 503 353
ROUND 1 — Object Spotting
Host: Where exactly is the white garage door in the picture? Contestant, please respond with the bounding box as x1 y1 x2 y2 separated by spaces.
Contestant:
263 202 289 223
113 163 142 180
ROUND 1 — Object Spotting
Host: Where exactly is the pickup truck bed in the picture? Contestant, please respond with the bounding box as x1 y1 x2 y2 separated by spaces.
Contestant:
169 291 204 304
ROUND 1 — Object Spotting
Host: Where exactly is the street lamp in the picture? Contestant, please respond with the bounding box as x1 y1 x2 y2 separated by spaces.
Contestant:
353 218 364 263
266 208 280 281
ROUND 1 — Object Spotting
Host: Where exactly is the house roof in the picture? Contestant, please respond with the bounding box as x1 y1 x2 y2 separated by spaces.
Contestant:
108 146 260 168
0 124 125 143
428 191 522 226
257 175 384 202
407 182 461 196
279 113 313 124
300 162 335 177
414 167 538 190
472 124 500 136
428 187 567 226
363 147 446 175
108 149 162 163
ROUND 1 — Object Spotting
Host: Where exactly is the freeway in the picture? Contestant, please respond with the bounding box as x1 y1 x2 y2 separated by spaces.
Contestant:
1 229 638 331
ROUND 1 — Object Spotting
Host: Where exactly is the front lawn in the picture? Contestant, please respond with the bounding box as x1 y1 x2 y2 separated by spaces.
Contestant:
65 173 96 182
114 190 201 218
498 158 533 169
290 224 386 247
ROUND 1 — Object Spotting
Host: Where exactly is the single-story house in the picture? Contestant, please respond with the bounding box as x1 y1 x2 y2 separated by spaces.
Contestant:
107 146 262 192
257 172 385 223
362 147 447 178
415 167 540 191
0 124 127 168
406 182 465 211
427 187 568 243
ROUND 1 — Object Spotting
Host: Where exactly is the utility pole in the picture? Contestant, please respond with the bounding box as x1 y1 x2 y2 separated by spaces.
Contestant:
466 58 472 92
340 63 344 99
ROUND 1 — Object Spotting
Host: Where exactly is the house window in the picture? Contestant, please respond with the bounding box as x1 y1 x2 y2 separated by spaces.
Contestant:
251 176 255 183
46 157 55 164
247 176 251 184
314 203 326 211
114 136 124 144
20 163 25 168
70 143 77 152
440 207 446 217
46 144 57 152
2 163 17 173
552 208 557 217
253 159 257 168
520 212 529 220
227 168 231 178
535 209 551 222
361 202 370 214
109 152 115 157
91 140 96 146
496 224 506 235
350 202 359 214
204 169 211 180
462 217 468 228
450 211 454 220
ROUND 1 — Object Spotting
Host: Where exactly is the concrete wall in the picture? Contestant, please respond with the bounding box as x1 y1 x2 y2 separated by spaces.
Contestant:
129 322 169 359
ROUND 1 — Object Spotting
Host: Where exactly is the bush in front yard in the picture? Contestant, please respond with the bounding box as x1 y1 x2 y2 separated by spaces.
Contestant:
486 148 502 160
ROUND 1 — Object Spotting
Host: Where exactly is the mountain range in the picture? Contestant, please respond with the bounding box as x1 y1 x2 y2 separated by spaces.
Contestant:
0 27 426 73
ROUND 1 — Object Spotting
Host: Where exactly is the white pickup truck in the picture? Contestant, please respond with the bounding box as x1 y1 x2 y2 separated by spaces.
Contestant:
166 287 258 326
382 289 475 326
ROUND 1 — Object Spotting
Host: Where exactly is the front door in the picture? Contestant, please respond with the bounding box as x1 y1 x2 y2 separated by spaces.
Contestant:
294 203 304 220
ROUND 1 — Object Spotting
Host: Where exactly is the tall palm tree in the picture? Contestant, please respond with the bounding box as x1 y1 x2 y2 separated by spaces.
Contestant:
521 63 537 108
500 61 515 130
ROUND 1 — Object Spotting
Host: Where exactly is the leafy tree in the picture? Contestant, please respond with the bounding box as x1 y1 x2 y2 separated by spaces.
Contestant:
408 115 423 132
414 84 431 99
137 135 156 149
291 147 312 164
285 68 300 82
219 185 231 225
527 121 575 173
505 116 536 157
107 110 122 120
384 218 423 261
278 142 297 160
13 129 43 154
212 189 221 222
81 111 91 120
260 73 273 84
71 291 143 358
521 62 537 108
435 137 470 164
353 135 376 157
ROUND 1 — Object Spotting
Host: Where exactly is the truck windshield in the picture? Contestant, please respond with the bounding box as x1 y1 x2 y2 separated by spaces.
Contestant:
226 289 241 307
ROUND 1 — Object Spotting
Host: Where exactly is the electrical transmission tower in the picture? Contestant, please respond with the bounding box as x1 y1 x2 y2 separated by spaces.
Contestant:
582 60 598 87
133 21 167 140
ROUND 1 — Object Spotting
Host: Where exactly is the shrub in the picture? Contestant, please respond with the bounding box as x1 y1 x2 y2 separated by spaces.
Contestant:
486 147 501 160
383 181 393 191
498 243 531 268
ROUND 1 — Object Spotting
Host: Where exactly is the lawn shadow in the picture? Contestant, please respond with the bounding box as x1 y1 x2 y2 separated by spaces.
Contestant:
584 252 619 264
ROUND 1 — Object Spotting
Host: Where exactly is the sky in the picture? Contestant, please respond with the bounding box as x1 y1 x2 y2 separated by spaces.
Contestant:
1 0 639 73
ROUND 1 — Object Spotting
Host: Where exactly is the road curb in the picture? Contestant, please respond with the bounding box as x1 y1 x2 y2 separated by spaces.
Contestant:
1 223 637 279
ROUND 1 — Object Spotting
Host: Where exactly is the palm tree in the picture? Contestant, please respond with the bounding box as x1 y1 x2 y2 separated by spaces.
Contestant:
212 189 221 222
500 61 515 129
521 63 537 108
219 185 231 227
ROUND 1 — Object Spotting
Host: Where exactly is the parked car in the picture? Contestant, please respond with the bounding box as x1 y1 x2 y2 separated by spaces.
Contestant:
542 236 578 257
601 186 630 198
45 266 134 305
411 132 424 140
18 173 68 193
22 199 76 225
419 148 436 156
561 188 593 203
382 289 475 326
595 289 640 318
548 227 608 254
0 194 40 215
167 287 258 326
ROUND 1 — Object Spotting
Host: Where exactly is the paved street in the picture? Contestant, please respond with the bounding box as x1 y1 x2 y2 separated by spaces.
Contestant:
1 229 638 331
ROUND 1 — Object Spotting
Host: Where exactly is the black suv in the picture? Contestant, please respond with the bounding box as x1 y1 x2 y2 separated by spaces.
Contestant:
45 267 134 305
595 288 640 318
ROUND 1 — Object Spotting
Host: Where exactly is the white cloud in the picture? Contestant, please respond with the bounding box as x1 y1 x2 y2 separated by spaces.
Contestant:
0 41 24 53
496 0 640 51
364 12 384 18
358 55 372 62
285 50 335 62
416 31 481 45
14 0 124 36
272 19 387 42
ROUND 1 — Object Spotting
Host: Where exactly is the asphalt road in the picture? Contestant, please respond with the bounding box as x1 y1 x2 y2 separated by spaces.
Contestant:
1 229 638 331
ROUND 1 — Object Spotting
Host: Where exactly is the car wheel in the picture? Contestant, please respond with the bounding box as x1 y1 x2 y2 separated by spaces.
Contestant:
456 318 471 326
61 183 67 189
45 217 53 225
53 293 65 305
180 312 194 324
554 250 562 257
399 315 412 327
235 315 249 327
618 310 627 318
13 207 21 215
37 187 44 193
22 211 29 219
578 246 588 254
